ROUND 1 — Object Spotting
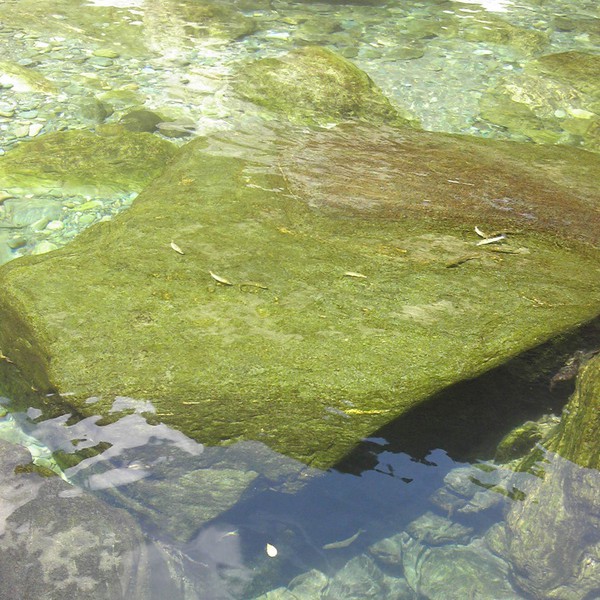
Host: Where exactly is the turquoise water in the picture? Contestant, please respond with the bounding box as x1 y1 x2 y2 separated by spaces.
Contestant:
0 0 599 598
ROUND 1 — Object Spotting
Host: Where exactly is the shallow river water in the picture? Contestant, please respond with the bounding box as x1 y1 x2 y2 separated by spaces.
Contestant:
0 0 598 598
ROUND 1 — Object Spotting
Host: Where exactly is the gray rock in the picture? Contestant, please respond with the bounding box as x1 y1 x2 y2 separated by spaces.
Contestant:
324 555 392 599
119 109 163 133
405 511 473 546
488 452 600 599
415 540 523 599
368 531 405 569
116 467 259 542
0 439 181 600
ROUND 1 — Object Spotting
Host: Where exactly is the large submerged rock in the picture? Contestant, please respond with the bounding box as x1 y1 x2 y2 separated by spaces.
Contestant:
0 440 172 600
488 354 600 599
0 125 598 468
481 51 600 152
233 46 417 127
0 128 176 195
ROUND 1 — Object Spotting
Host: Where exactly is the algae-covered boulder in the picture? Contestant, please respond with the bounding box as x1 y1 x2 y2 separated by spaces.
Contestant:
487 453 600 599
547 353 600 469
279 124 600 245
234 46 416 127
171 0 257 40
487 355 600 599
480 51 600 152
531 52 600 98
0 60 57 93
0 128 176 194
0 124 598 468
458 13 548 55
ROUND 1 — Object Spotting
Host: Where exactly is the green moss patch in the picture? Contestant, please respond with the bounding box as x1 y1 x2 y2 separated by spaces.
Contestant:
0 128 176 195
0 128 598 468
234 46 416 127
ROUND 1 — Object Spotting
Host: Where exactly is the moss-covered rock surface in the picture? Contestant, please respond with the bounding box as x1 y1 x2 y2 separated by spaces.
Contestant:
0 128 176 194
480 51 600 152
0 125 598 468
233 46 416 127
547 353 600 469
488 355 600 598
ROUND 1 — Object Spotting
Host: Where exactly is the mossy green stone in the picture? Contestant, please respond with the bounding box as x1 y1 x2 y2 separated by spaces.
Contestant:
527 51 600 97
0 0 150 58
0 60 57 93
0 128 598 468
459 15 548 55
0 128 177 194
234 46 415 127
176 0 257 40
491 357 600 598
547 354 600 469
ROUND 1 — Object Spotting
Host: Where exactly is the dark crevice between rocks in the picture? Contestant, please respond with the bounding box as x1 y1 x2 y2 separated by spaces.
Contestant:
334 316 600 476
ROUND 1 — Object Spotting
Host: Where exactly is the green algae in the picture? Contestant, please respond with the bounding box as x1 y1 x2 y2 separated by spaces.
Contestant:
175 0 257 40
234 46 416 127
0 60 57 93
529 52 600 98
458 14 549 55
547 354 600 469
0 127 598 468
479 51 600 153
0 0 151 58
0 128 176 195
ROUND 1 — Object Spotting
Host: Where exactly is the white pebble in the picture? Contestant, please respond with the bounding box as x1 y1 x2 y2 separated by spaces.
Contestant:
28 122 44 137
32 240 58 255
46 220 64 231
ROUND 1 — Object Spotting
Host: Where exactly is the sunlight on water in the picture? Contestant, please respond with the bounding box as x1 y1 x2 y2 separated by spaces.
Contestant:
459 0 514 12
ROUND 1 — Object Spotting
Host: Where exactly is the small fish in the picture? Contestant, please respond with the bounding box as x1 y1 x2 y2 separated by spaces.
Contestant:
209 271 233 286
344 271 367 279
476 234 506 246
322 529 365 550
474 226 487 238
265 543 278 557
170 241 184 255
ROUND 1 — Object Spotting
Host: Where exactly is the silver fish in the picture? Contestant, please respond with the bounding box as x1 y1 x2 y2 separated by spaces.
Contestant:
322 528 365 550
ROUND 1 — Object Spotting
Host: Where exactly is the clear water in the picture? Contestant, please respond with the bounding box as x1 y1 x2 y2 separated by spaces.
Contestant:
0 0 598 598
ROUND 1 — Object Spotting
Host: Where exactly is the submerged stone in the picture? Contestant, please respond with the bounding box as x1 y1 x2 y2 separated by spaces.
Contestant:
405 511 473 546
0 128 176 194
480 51 600 153
0 0 152 58
116 467 259 542
530 52 600 98
119 109 164 133
233 46 416 127
323 555 394 599
487 357 600 599
547 353 600 469
0 440 175 600
458 13 548 55
0 126 598 468
488 452 600 600
415 541 520 599
173 0 257 40
0 60 57 93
